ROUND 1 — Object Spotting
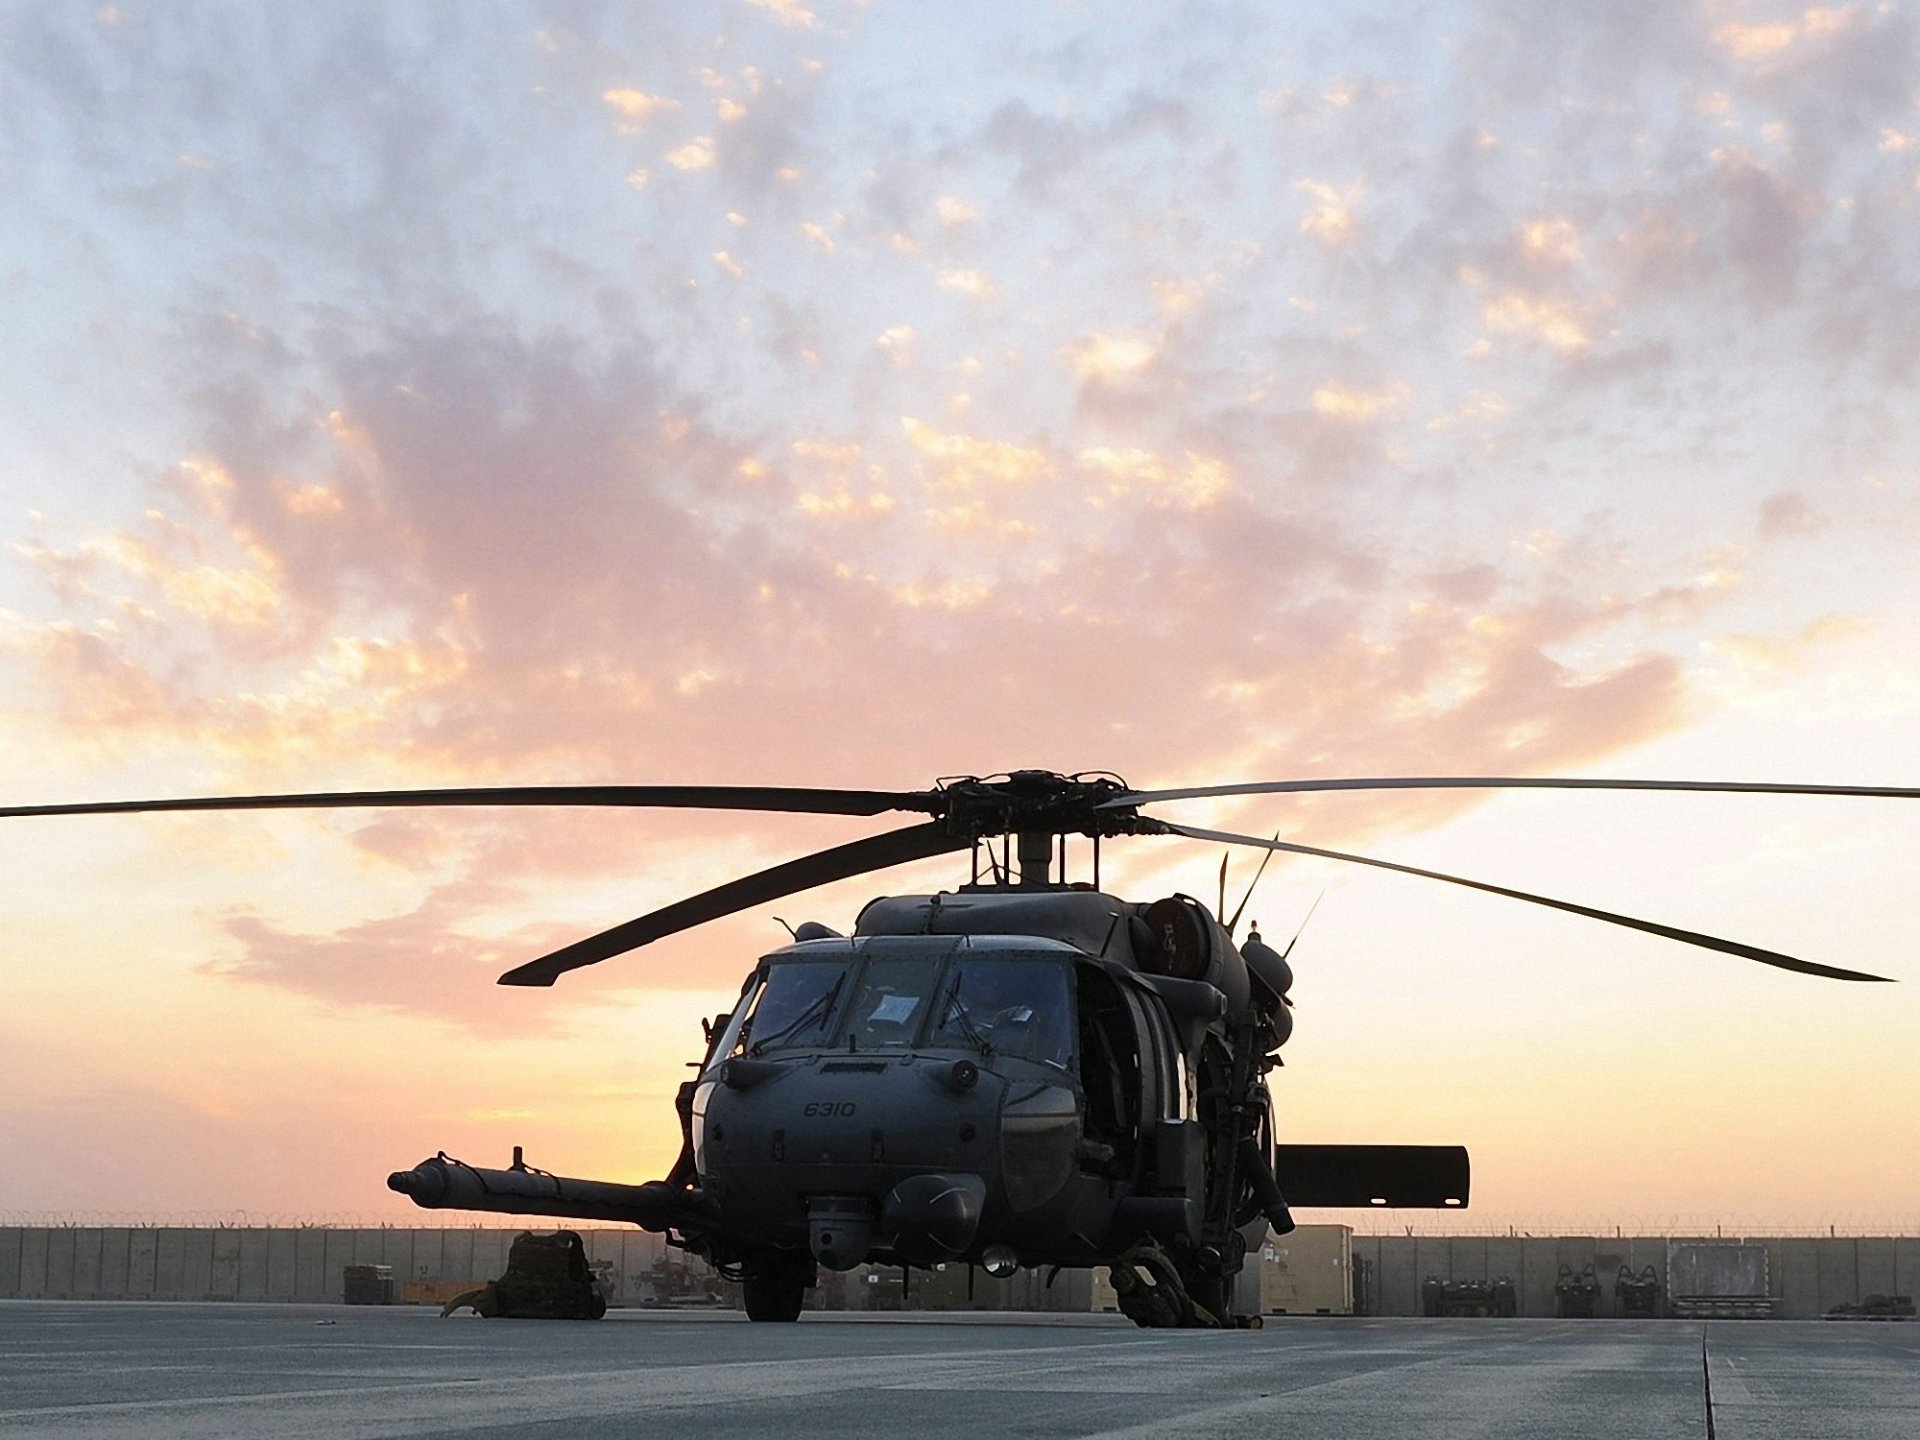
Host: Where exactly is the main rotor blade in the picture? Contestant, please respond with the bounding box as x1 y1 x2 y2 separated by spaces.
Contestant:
1157 821 1895 983
0 784 942 821
1111 776 1920 807
497 821 971 987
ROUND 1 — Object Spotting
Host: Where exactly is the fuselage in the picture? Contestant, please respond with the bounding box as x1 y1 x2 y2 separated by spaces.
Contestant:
688 887 1247 1273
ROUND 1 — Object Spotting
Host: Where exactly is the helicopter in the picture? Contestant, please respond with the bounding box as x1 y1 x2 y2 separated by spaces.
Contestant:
5 768 1910 1326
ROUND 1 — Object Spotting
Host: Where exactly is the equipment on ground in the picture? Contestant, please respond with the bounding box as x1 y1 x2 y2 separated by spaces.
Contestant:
440 1230 609 1319
9 769 1908 1327
1824 1294 1915 1320
1615 1264 1661 1318
1555 1263 1601 1317
341 1264 394 1306
1422 1275 1519 1317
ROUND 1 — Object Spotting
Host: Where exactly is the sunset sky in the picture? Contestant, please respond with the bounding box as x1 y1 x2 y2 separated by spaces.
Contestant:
3 1 1918 1232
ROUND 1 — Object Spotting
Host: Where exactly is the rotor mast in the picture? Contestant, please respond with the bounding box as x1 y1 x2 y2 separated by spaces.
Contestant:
1015 829 1054 887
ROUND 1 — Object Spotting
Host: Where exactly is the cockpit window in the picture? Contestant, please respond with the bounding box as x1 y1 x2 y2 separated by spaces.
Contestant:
740 959 849 1054
840 956 943 1049
928 958 1074 1068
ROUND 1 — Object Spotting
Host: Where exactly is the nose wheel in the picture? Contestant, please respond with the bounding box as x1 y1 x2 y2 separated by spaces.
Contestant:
741 1254 814 1322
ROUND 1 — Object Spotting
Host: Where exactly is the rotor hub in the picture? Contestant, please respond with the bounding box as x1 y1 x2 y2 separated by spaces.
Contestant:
930 771 1145 842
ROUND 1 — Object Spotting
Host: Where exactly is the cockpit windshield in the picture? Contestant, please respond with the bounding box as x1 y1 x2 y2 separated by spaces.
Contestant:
739 959 847 1054
928 958 1074 1068
840 956 944 1049
731 950 1074 1063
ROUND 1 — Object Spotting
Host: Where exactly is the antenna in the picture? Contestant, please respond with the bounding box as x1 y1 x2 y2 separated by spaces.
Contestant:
1278 890 1325 961
1217 852 1229 919
1225 831 1281 936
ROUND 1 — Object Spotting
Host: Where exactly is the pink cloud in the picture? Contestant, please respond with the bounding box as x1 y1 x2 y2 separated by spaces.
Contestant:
1759 490 1826 539
10 300 1758 1033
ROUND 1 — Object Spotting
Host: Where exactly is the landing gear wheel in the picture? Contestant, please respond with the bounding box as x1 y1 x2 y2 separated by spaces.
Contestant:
1186 1271 1232 1327
1110 1244 1223 1328
742 1262 809 1321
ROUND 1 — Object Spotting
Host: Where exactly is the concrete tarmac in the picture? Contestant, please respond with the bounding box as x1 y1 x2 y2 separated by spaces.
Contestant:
2 1301 1915 1439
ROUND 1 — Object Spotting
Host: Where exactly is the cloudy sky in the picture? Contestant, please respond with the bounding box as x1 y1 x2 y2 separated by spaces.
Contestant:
3 0 1918 1230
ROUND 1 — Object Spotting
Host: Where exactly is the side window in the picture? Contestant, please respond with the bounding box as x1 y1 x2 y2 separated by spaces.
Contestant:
1075 964 1140 1170
712 975 761 1060
1125 987 1183 1120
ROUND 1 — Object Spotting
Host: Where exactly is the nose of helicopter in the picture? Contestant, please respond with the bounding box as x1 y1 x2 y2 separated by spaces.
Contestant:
704 1053 1002 1163
696 1052 1012 1254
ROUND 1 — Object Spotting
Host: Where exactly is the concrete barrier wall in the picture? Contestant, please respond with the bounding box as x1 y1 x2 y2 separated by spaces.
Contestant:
1 1226 1916 1316
1349 1234 1920 1319
0 1227 673 1306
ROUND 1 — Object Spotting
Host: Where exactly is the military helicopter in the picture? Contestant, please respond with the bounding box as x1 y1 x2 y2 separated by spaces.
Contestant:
6 768 1909 1325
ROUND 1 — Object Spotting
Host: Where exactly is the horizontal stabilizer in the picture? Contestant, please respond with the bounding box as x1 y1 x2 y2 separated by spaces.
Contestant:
1275 1143 1470 1209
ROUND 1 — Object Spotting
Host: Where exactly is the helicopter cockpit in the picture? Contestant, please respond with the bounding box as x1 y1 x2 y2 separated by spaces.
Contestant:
719 946 1076 1071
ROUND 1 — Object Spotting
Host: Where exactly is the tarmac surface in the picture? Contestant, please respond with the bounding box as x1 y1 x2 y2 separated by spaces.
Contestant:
2 1301 1916 1439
